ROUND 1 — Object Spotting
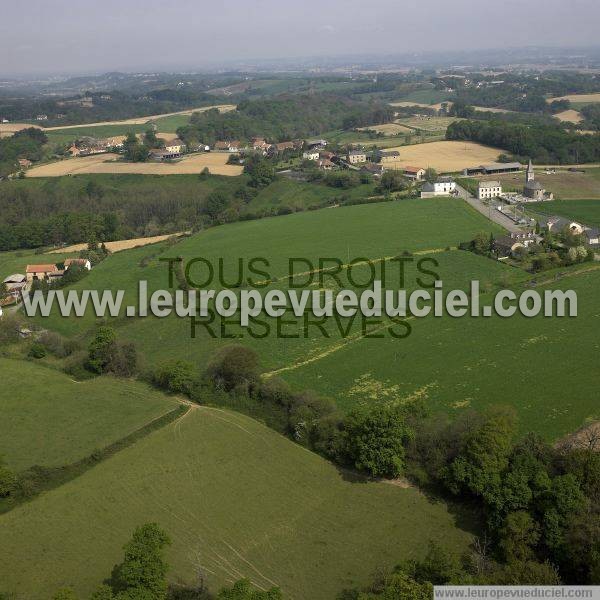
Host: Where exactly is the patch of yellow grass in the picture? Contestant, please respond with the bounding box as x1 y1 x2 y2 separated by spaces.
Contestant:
381 140 502 172
43 104 235 131
554 109 583 124
26 152 243 177
547 93 600 104
47 233 186 254
0 123 43 137
357 123 413 135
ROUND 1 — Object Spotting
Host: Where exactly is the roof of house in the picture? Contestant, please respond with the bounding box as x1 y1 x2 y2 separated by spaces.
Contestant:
64 258 89 266
437 176 455 183
26 264 58 273
163 138 183 146
348 150 366 156
3 273 26 284
478 180 501 188
421 182 435 192
584 228 599 239
403 166 424 173
480 162 522 170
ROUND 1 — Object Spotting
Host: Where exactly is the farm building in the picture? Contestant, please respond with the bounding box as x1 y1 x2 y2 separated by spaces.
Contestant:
421 177 456 198
163 138 185 156
26 264 59 282
464 161 522 176
317 159 335 170
583 228 599 246
347 150 367 164
477 180 502 200
403 166 426 181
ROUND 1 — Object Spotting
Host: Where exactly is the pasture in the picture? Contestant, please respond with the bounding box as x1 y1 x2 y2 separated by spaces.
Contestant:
547 93 600 105
395 116 460 134
357 123 414 135
0 406 472 599
0 359 176 471
379 140 503 172
25 153 244 177
281 267 600 442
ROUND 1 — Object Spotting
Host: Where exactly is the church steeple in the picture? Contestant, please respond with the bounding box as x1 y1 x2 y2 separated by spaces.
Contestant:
526 159 535 183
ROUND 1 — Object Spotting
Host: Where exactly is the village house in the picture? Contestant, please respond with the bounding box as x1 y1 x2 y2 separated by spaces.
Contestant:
17 158 32 169
214 141 240 152
377 150 400 164
494 231 538 258
302 150 320 161
402 166 426 181
251 137 270 152
361 163 384 177
420 177 456 198
583 228 600 246
163 138 185 157
26 264 59 282
477 180 502 200
274 141 295 152
347 150 367 164
317 158 335 170
543 216 585 235
64 258 92 271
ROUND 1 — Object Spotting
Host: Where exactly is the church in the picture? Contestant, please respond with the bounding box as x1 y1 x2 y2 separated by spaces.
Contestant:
523 159 553 201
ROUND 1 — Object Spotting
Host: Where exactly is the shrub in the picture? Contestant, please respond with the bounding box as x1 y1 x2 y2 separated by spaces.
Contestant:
153 360 196 395
205 345 260 391
28 343 46 359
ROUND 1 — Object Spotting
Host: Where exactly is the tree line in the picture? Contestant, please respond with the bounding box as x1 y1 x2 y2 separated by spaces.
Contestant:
446 119 600 164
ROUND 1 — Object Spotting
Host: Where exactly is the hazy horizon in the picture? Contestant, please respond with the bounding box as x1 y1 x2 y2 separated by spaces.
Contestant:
3 0 600 76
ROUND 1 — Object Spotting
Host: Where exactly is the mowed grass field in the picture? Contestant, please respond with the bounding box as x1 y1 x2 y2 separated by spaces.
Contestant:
26 153 243 177
479 167 600 199
0 406 473 600
547 93 600 105
0 359 176 471
380 140 503 172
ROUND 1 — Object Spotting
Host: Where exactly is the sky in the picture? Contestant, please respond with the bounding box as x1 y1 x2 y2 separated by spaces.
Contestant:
2 0 600 75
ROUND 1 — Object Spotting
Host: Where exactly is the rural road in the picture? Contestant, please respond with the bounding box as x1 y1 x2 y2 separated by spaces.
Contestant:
455 184 521 233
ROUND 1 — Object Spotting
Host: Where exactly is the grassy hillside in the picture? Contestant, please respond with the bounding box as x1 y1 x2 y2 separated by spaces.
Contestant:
0 407 473 599
0 358 176 471
527 199 600 228
282 267 600 441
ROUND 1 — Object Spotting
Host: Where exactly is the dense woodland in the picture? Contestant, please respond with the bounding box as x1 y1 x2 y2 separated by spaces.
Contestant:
446 119 600 163
177 94 394 145
0 128 48 178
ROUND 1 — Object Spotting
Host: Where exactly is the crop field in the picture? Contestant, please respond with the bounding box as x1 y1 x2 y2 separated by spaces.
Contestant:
25 152 244 177
0 123 43 138
0 359 176 471
379 140 503 172
0 406 472 599
47 232 185 254
554 109 583 123
479 167 600 199
547 93 600 105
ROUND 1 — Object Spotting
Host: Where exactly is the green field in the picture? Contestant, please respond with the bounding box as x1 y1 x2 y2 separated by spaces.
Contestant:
282 267 600 441
526 199 600 227
0 359 176 471
0 406 472 599
395 88 454 105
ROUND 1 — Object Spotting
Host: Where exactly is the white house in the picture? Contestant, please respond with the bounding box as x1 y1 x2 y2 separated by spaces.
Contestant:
402 166 426 181
347 150 367 164
477 180 502 200
421 177 456 198
302 150 320 161
163 138 185 155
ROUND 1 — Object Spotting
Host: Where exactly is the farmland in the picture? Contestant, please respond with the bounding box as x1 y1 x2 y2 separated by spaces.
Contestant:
0 406 473 599
357 122 414 135
25 152 244 177
547 92 600 106
0 359 176 471
377 140 503 172
554 109 583 123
